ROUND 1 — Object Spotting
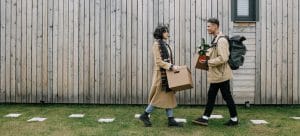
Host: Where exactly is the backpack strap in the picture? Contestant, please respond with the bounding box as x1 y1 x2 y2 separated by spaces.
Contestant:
211 35 229 47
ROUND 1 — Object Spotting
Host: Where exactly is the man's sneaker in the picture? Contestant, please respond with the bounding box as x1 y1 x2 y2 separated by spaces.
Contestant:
192 117 208 126
139 113 152 127
223 119 239 126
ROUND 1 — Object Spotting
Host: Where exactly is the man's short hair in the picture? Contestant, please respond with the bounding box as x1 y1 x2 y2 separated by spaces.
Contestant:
207 18 219 27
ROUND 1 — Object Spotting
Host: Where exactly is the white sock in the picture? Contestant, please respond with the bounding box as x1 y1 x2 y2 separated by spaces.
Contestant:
231 117 238 122
202 115 209 120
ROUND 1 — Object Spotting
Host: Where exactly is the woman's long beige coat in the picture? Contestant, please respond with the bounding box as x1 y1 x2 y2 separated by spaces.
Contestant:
148 40 177 109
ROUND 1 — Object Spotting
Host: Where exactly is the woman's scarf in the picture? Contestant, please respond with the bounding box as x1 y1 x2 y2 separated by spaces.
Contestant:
158 39 173 92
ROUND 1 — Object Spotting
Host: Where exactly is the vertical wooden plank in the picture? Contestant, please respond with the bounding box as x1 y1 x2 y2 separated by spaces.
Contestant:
31 0 38 103
190 0 196 104
73 0 79 103
298 0 300 104
126 0 132 104
223 0 229 35
104 0 111 103
260 0 266 104
292 0 299 104
62 0 69 103
16 0 22 103
47 0 54 103
266 0 272 104
36 0 43 103
271 0 277 104
0 0 6 103
83 0 90 103
52 0 58 103
287 0 293 104
255 0 262 104
115 0 121 104
276 0 282 104
110 0 116 104
57 0 63 103
99 0 105 104
94 0 100 104
68 0 74 103
0 0 1 102
42 0 48 102
89 0 95 104
78 0 84 103
6 0 11 102
195 0 202 104
131 0 137 104
10 0 17 103
211 0 217 18
5 1 12 103
153 0 158 26
120 0 127 104
137 0 143 104
21 0 27 103
26 0 32 103
282 0 288 104
163 0 169 26
158 0 163 23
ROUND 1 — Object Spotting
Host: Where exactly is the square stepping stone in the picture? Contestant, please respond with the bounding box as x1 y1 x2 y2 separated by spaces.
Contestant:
98 118 115 123
27 117 47 122
134 114 150 119
250 120 268 125
69 114 85 118
290 117 300 120
4 113 22 118
210 115 224 119
174 118 187 123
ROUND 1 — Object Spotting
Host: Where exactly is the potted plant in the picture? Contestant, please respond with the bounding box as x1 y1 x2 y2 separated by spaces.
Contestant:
194 38 210 70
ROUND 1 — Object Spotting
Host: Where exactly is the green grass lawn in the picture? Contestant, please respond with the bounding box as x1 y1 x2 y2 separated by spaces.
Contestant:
0 104 299 136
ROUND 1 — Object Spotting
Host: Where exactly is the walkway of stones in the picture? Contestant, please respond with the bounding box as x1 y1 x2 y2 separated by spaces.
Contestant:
3 113 300 125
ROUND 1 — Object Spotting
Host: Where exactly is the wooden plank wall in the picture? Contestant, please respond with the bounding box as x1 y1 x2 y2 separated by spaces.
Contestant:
256 0 300 104
0 0 298 105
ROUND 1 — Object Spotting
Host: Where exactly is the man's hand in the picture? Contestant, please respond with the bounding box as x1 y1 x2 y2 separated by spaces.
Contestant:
199 59 209 70
172 65 179 72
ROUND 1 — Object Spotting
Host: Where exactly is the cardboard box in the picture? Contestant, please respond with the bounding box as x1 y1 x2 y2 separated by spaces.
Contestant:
194 53 209 70
166 65 193 91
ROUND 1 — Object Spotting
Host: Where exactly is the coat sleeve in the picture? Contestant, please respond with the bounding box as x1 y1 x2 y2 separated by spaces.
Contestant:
152 43 172 70
207 38 230 67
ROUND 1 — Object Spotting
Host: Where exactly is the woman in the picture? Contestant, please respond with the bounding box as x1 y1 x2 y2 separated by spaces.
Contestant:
139 25 183 127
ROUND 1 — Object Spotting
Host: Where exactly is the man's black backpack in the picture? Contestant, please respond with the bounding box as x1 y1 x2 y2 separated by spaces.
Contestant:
217 35 247 70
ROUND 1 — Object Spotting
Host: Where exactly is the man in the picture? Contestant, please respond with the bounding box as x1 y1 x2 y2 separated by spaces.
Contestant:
192 18 238 126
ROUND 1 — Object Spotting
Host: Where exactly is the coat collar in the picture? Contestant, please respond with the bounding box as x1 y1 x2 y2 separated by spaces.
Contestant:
212 32 225 44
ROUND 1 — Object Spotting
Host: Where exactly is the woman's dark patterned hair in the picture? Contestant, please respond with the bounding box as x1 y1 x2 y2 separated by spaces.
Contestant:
153 25 169 39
